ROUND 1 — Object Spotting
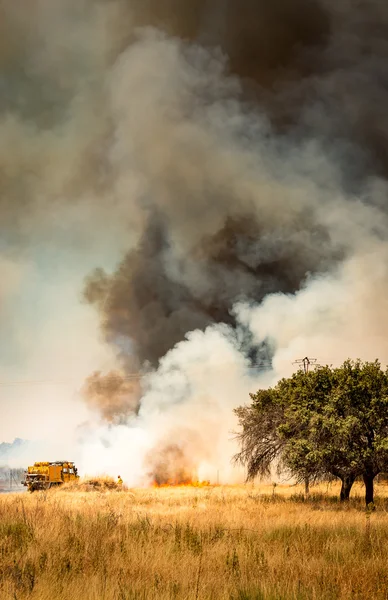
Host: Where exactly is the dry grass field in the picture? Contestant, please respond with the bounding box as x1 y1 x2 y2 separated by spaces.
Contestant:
2 482 388 600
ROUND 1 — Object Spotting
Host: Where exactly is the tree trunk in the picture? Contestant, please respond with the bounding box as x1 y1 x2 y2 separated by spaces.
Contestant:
304 477 310 496
339 475 355 501
363 473 375 506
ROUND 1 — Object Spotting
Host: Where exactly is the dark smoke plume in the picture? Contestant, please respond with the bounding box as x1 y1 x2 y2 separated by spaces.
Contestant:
85 213 335 367
130 0 388 178
132 0 330 85
82 371 141 423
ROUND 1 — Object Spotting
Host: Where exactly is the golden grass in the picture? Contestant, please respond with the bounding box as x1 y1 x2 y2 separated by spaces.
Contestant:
62 476 123 492
1 482 388 599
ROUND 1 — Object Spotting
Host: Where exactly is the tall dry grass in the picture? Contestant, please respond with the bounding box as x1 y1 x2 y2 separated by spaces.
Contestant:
1 482 388 599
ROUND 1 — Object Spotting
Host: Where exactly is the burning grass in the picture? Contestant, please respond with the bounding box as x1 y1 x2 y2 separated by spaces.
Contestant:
1 482 388 599
152 479 211 488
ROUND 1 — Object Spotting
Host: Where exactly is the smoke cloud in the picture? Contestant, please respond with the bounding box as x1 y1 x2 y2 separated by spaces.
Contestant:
146 441 200 486
82 371 141 423
2 0 388 484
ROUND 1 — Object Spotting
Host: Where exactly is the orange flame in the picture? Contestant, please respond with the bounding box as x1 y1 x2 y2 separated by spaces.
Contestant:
151 478 211 488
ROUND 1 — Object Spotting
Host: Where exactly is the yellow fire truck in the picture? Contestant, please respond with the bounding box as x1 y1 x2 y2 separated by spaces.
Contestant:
22 461 79 491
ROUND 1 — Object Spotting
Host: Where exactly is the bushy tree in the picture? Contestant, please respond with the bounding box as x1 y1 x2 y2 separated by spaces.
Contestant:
234 388 286 481
234 360 388 504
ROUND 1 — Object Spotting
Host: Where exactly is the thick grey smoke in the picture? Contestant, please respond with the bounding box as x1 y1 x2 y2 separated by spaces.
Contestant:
84 0 388 373
3 1 388 482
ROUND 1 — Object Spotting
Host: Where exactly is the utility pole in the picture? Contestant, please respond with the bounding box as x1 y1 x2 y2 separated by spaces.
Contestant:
292 357 319 497
293 357 318 374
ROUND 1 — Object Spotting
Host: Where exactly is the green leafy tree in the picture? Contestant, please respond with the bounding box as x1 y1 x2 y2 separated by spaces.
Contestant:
305 360 388 505
234 360 388 505
234 369 331 489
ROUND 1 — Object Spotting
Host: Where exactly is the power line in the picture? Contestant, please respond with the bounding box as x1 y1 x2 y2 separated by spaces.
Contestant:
0 380 77 387
0 363 274 387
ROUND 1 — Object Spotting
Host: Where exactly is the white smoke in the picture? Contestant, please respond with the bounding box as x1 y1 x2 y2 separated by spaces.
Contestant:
237 245 388 371
79 245 388 485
